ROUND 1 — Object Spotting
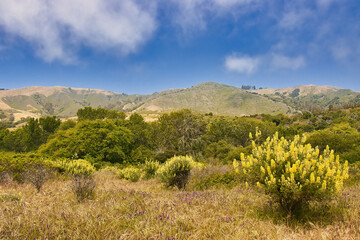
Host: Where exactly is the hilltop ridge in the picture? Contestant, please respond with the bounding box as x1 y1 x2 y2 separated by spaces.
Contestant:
0 82 359 123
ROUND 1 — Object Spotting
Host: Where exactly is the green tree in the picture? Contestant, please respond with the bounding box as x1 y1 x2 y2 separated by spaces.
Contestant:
205 117 275 147
0 129 9 150
58 119 77 131
39 116 61 134
40 120 134 163
77 107 126 121
151 109 207 156
125 113 150 148
3 118 45 152
204 140 234 163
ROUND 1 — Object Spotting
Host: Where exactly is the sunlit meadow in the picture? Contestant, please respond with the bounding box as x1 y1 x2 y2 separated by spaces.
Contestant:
1 171 360 239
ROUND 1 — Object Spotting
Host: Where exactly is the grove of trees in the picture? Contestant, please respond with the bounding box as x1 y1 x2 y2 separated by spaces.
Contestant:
1 106 360 167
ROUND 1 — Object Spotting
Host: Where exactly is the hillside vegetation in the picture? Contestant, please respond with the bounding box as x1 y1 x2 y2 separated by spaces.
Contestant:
136 82 292 116
1 82 359 127
0 86 150 119
252 85 360 112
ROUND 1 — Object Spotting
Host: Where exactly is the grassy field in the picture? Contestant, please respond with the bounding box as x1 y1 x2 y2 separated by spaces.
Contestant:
1 172 360 239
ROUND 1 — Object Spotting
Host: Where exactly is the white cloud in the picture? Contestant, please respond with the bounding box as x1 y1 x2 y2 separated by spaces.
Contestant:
225 54 260 74
278 9 312 30
316 0 339 9
331 45 350 60
0 0 157 63
170 0 207 34
213 0 256 8
225 52 306 73
169 0 258 33
271 54 306 70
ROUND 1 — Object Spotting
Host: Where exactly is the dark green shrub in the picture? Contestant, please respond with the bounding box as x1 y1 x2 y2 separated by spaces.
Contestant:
129 146 154 164
154 150 179 163
204 140 233 164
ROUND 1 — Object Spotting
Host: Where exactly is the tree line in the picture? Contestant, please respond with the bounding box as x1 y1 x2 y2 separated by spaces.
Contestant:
1 106 360 166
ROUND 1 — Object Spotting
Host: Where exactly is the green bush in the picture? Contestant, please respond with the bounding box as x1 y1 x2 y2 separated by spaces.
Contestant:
225 145 252 162
142 160 160 180
129 146 154 165
188 166 242 190
204 140 234 164
156 156 202 189
347 162 360 184
306 123 360 163
154 150 179 163
0 153 51 183
234 131 349 215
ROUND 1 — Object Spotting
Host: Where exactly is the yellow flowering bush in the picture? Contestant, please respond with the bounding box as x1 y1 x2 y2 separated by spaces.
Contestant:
99 166 120 175
61 160 96 202
64 159 96 177
234 130 349 213
157 156 203 189
142 160 160 180
120 166 142 182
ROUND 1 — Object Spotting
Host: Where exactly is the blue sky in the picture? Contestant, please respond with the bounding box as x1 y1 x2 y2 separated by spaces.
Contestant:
0 0 359 94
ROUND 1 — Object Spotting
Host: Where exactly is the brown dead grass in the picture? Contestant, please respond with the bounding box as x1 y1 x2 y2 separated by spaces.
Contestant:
0 173 359 239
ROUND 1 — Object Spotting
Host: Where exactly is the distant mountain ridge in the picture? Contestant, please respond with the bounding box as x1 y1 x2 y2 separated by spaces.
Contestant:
0 82 359 122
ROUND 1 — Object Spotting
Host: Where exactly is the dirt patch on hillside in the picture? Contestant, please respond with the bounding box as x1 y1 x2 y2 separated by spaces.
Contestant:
13 111 40 122
144 105 162 111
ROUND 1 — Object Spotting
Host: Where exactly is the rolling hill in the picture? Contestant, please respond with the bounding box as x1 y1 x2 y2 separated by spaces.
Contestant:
0 82 359 123
251 85 360 111
135 82 293 116
0 86 151 121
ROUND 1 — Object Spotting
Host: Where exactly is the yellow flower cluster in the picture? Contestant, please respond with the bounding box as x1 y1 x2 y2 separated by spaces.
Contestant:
120 166 142 182
234 131 349 197
64 159 96 177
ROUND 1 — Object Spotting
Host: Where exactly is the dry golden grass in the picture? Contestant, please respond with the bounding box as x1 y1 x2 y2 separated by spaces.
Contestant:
1 173 359 239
